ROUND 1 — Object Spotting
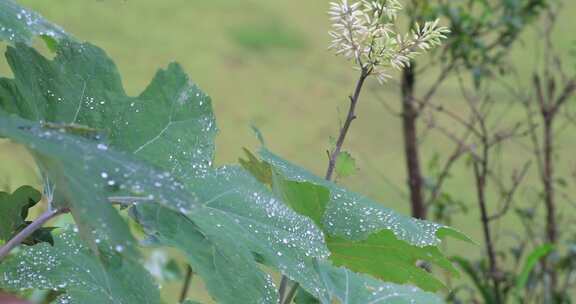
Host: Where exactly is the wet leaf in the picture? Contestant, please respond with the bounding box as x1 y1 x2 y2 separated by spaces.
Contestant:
258 148 468 291
0 0 68 45
133 204 278 304
0 229 161 304
313 261 443 304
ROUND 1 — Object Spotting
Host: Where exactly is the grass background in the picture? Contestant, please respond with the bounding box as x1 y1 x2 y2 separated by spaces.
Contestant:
1 0 576 302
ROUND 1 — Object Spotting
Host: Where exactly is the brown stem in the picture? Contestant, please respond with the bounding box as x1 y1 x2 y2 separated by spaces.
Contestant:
473 154 502 304
179 265 194 303
325 68 370 180
543 116 557 244
281 67 371 304
0 207 68 262
401 63 426 219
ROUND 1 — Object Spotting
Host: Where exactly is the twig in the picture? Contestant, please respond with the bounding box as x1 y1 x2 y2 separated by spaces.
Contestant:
280 62 372 304
179 265 194 303
488 161 531 222
325 68 371 180
0 208 68 262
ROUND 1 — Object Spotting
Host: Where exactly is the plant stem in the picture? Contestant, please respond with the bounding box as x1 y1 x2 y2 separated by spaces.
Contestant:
473 139 502 304
0 207 68 262
400 63 426 219
542 115 557 245
179 265 194 303
325 67 370 180
280 67 371 304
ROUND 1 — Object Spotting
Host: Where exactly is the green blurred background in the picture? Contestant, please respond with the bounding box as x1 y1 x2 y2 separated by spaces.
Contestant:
1 0 575 302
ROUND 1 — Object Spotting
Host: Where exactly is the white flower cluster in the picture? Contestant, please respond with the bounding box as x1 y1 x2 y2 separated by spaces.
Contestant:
329 0 449 83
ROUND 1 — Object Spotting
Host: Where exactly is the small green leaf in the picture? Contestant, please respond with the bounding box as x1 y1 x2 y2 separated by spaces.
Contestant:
0 185 41 241
516 244 554 290
239 148 272 185
334 151 356 179
21 226 56 246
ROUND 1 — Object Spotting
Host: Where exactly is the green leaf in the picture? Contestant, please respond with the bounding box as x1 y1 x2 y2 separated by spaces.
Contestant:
271 171 329 227
21 226 56 246
0 41 217 183
133 204 278 304
0 185 41 241
0 0 68 45
327 231 457 291
313 261 443 304
334 151 357 179
0 112 202 257
294 288 320 304
0 37 324 303
259 148 468 291
260 148 465 246
515 244 554 290
183 166 331 300
239 148 272 185
0 228 161 304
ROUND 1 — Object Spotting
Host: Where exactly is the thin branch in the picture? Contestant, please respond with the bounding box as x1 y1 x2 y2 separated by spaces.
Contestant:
179 265 194 303
488 161 531 222
281 63 372 304
425 136 469 206
0 207 68 261
325 68 371 180
416 62 456 113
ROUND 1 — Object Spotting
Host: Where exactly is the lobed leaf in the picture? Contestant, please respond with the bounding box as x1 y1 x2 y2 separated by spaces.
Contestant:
257 148 468 291
0 0 68 45
0 228 161 304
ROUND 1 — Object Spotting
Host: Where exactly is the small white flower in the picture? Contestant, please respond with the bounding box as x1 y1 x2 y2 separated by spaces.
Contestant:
329 0 449 83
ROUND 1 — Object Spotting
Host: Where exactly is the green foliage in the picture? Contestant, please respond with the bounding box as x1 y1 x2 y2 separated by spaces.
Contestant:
0 185 53 246
427 0 548 84
0 1 470 303
246 149 468 291
0 229 161 304
133 204 278 304
334 151 357 179
515 244 554 290
312 261 444 304
0 0 67 45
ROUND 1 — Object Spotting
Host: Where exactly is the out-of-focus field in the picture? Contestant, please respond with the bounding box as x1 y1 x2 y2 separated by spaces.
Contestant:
1 0 575 302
